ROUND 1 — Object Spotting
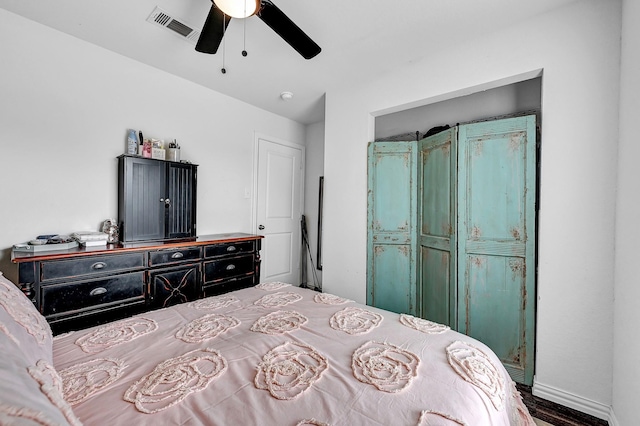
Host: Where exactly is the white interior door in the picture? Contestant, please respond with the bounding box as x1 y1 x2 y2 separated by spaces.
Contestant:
256 137 304 285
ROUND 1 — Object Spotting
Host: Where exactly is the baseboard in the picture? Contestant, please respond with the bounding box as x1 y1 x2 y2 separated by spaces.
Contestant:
608 411 620 426
532 380 616 424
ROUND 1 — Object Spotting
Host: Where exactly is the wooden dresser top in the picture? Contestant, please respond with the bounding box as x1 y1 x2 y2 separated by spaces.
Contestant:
12 233 263 263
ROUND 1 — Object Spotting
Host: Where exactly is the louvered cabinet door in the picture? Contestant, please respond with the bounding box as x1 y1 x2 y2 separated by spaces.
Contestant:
119 156 166 242
367 141 418 315
166 161 197 240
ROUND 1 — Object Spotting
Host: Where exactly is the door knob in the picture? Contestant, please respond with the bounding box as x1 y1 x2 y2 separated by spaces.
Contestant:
258 225 265 230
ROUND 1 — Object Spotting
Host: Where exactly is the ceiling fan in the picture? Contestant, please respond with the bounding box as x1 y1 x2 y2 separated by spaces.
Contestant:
196 0 321 60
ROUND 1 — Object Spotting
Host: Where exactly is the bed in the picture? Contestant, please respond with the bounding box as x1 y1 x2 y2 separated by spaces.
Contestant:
0 271 534 425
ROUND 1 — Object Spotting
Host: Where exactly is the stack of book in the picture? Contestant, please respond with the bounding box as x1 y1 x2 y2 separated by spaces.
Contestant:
71 231 109 247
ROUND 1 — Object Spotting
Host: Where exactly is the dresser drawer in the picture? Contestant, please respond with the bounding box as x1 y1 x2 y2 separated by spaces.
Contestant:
41 271 145 317
202 275 255 297
149 247 202 266
40 253 145 282
203 254 255 283
204 241 255 258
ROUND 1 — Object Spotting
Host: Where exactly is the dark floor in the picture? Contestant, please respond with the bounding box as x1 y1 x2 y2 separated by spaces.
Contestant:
517 384 609 426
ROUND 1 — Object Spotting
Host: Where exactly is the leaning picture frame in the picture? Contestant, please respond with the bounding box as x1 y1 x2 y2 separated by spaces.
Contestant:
317 176 323 270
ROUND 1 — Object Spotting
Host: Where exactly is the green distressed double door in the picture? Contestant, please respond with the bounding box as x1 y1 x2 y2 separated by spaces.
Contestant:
368 115 537 385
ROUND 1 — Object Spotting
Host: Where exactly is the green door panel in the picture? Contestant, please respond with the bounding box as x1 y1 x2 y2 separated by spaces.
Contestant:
462 254 527 371
457 115 536 385
369 143 414 237
371 243 415 314
367 141 417 315
419 128 457 327
421 246 451 325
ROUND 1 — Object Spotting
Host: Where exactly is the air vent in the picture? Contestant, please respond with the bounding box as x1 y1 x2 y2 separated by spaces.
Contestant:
146 7 201 45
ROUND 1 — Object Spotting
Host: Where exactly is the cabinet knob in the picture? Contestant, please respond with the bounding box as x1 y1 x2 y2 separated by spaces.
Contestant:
171 252 184 259
258 225 265 230
89 287 107 296
226 264 236 271
91 262 106 270
226 246 237 252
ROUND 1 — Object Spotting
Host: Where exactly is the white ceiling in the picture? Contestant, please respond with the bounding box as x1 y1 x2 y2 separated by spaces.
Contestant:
0 0 579 124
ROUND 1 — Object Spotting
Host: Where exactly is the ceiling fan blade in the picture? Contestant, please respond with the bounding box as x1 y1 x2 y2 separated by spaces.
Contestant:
257 1 321 59
195 5 231 54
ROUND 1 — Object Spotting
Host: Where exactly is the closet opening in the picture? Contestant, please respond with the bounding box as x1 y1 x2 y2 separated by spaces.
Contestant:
368 76 542 385
374 77 541 142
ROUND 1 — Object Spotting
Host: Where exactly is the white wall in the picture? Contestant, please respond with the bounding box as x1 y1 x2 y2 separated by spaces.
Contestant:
302 120 324 289
612 0 640 425
375 77 541 141
323 0 621 420
0 9 306 283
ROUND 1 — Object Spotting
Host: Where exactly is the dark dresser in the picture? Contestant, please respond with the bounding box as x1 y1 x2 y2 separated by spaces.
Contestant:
12 233 262 334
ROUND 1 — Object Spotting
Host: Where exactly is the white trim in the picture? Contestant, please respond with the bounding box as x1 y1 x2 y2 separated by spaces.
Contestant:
369 69 544 118
532 380 615 424
251 132 260 234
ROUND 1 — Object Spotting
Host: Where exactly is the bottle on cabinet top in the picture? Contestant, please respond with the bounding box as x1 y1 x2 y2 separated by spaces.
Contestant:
126 129 138 155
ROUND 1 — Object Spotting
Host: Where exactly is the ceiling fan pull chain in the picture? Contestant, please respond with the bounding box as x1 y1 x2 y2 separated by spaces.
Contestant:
221 12 227 74
242 18 248 57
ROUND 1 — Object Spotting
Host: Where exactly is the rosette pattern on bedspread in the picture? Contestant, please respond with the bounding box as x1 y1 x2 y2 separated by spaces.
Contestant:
51 285 535 425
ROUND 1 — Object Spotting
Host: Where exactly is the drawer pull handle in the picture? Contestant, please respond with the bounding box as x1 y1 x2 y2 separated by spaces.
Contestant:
90 287 107 296
226 264 236 271
171 252 184 259
91 262 106 270
226 246 237 252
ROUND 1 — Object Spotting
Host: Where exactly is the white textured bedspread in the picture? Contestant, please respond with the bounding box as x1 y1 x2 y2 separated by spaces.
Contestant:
52 284 534 425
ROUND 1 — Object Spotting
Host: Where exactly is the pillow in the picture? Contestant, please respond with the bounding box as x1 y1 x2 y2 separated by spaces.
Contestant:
0 332 75 426
0 271 53 365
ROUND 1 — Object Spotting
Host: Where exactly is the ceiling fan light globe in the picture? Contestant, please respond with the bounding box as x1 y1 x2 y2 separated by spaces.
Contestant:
214 0 260 18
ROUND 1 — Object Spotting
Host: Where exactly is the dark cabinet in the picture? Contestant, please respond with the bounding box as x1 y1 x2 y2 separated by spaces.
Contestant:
118 155 197 243
12 234 262 334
